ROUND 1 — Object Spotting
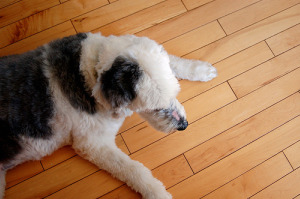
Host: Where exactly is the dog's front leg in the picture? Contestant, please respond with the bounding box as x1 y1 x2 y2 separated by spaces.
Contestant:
169 54 217 81
73 137 172 199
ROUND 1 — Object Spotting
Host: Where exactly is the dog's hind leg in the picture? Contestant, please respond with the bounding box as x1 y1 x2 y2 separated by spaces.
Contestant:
169 54 217 82
0 165 6 199
73 139 172 199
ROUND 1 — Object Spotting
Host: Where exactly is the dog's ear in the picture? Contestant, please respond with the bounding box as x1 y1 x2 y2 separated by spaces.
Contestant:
100 56 142 109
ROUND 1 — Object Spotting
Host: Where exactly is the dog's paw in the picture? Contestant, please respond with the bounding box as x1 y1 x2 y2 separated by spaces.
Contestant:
190 61 217 82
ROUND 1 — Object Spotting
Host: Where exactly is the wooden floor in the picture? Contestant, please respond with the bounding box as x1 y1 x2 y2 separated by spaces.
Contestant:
1 0 300 198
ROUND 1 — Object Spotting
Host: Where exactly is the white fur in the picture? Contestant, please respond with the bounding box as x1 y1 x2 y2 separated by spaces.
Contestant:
1 33 217 199
169 54 217 81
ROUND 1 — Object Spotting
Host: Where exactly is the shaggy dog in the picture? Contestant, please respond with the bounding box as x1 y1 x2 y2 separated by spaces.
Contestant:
0 33 217 199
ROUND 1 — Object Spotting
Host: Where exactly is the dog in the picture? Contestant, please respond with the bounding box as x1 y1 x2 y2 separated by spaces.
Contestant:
0 33 217 199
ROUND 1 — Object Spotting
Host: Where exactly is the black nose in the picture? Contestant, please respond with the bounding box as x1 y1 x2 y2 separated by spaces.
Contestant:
177 119 188 131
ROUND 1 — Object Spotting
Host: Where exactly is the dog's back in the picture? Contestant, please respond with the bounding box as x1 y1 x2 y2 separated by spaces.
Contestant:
0 48 54 162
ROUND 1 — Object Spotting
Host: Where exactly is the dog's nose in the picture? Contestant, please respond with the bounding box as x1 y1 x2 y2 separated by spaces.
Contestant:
177 119 188 131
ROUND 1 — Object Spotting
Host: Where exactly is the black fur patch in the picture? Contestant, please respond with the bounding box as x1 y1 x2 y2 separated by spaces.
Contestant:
0 119 22 162
0 47 54 139
101 56 142 108
47 33 97 114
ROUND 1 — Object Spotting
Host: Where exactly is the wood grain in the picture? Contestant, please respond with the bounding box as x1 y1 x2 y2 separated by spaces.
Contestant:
72 0 164 32
284 141 300 169
118 112 144 133
0 0 108 48
184 4 300 63
94 0 186 36
6 161 44 188
229 45 300 98
45 170 123 199
266 24 300 55
182 0 214 10
0 0 21 9
5 156 98 199
41 146 76 170
0 0 59 28
163 20 226 56
169 116 300 198
218 0 300 34
136 0 260 43
185 92 300 173
251 168 300 199
203 153 292 199
0 21 76 57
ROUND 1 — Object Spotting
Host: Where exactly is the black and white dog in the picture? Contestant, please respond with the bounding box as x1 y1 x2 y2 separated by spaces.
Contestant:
0 33 217 199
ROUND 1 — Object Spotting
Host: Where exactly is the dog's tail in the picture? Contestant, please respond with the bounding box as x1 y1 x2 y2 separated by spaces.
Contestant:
0 165 6 199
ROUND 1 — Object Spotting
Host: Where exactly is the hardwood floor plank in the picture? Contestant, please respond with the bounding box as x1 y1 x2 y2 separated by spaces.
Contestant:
0 21 76 57
47 155 193 198
266 24 300 55
41 146 76 170
136 0 260 43
177 41 274 102
0 0 60 28
218 0 300 34
72 0 164 32
45 170 123 199
168 116 300 199
130 68 300 170
94 0 186 36
5 156 99 199
184 4 300 63
115 134 130 155
229 45 300 98
122 82 236 153
284 141 300 169
118 112 144 133
0 0 108 48
0 0 20 9
251 168 300 199
203 153 293 199
182 0 214 10
152 155 193 189
185 92 300 172
99 185 140 199
163 20 226 56
294 195 300 199
6 161 44 188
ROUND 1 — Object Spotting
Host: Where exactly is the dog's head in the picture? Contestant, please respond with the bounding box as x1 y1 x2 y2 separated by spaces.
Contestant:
88 34 188 132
